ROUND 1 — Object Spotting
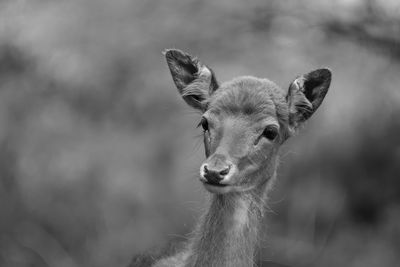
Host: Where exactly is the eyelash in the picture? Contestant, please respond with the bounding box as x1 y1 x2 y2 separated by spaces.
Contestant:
198 118 278 144
198 117 209 132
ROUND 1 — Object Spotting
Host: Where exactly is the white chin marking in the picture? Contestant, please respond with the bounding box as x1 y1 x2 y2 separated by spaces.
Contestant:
203 183 232 194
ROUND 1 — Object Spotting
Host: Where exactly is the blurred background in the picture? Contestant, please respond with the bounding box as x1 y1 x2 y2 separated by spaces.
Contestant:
0 0 399 266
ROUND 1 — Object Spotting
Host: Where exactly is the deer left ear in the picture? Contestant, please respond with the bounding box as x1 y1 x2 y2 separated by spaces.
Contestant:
286 68 332 130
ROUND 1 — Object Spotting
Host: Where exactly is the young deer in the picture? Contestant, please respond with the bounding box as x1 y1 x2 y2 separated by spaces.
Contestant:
130 49 331 267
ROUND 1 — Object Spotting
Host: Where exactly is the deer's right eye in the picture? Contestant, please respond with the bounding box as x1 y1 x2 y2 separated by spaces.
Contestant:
199 117 209 132
262 125 278 141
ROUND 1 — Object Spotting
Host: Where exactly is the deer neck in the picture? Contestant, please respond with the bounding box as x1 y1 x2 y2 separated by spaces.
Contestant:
185 167 275 267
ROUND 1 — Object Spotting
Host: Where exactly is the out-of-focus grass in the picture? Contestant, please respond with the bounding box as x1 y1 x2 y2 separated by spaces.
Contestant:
0 1 399 266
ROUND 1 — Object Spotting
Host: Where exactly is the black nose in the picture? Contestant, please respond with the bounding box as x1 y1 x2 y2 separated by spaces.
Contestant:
203 165 230 185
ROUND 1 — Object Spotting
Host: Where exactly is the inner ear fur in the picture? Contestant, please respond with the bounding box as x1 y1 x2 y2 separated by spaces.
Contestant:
287 68 332 129
164 49 218 110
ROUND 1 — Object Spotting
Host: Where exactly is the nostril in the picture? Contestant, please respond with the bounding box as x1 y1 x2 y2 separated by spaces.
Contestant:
203 165 209 174
219 166 230 176
202 163 232 185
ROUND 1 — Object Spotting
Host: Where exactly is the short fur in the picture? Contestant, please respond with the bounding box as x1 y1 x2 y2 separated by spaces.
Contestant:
130 49 331 267
207 77 291 141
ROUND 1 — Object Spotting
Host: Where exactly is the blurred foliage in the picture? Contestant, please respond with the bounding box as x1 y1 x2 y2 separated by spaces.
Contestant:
0 0 399 267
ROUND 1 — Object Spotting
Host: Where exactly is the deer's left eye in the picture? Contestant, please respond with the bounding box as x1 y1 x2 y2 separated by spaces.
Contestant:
262 125 278 141
198 117 209 132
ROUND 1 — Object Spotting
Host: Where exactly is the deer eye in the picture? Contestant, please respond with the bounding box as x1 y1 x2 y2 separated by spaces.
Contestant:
198 117 209 132
262 125 278 141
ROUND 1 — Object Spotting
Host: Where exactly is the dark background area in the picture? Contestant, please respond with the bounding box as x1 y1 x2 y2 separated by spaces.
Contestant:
0 1 399 266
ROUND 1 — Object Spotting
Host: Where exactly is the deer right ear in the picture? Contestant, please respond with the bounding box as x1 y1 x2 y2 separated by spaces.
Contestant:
164 49 219 111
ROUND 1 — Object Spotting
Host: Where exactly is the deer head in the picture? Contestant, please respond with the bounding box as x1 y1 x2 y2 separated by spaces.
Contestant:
165 49 331 194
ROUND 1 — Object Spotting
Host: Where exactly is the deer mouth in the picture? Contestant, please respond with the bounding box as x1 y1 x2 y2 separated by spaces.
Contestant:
204 181 228 187
202 181 233 194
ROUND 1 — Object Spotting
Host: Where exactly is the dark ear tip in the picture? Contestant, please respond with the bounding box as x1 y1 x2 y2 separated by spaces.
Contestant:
163 48 187 60
314 68 332 81
162 48 179 56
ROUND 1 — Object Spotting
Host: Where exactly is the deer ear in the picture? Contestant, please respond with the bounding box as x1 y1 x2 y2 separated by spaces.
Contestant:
164 49 219 110
287 68 332 130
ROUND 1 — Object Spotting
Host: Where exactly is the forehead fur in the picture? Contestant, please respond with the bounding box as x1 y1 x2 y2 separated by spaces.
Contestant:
208 76 289 125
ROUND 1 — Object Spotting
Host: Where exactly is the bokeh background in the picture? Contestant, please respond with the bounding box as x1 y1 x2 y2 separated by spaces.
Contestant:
0 0 399 266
